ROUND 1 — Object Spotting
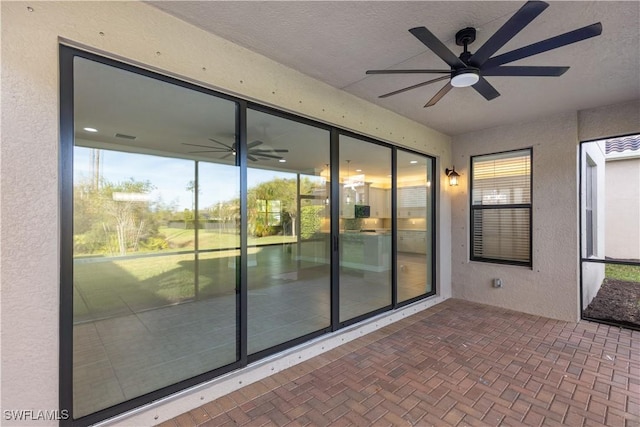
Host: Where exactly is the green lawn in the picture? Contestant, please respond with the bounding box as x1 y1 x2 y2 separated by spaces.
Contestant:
72 238 303 322
158 226 296 250
605 263 640 282
73 249 242 322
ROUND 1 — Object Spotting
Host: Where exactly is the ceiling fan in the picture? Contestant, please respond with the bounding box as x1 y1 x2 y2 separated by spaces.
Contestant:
366 0 602 107
182 138 288 161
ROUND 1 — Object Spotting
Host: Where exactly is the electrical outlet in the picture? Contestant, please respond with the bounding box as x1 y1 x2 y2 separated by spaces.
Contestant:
493 278 503 288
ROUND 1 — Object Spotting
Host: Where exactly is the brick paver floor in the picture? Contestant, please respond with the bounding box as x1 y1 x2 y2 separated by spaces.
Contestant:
159 299 640 426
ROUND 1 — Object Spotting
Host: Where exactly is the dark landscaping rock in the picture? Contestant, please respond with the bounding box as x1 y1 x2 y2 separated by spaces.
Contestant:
583 279 640 328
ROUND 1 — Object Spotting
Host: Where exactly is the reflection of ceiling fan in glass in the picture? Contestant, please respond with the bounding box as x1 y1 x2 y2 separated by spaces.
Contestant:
182 138 288 161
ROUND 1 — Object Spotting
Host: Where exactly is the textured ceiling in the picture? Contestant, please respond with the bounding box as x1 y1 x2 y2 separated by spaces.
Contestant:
150 1 640 136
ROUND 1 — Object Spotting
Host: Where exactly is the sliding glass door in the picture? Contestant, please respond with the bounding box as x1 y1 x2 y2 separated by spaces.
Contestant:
396 150 435 302
71 57 239 417
62 46 437 425
246 109 331 356
338 134 392 323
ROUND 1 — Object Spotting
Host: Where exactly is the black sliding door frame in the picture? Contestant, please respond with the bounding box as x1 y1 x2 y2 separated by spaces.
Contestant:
58 44 75 427
59 45 245 427
395 147 438 308
392 148 398 308
59 45 438 426
244 103 334 363
336 130 394 328
237 100 249 366
330 128 341 331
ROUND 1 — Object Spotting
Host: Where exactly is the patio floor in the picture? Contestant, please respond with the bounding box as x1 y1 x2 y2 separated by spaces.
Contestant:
159 299 640 426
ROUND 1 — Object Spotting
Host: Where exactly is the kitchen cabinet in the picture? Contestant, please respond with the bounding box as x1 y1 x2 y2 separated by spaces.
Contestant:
397 207 427 219
369 187 390 218
397 186 427 218
340 232 391 272
397 230 427 254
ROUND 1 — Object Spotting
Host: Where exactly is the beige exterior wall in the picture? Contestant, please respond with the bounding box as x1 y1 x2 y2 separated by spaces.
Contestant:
1 1 451 424
578 100 640 142
605 157 640 260
451 112 581 322
451 100 640 322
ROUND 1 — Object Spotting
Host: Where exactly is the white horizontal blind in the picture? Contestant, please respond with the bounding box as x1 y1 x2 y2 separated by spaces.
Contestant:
471 149 532 264
472 209 530 262
472 150 531 206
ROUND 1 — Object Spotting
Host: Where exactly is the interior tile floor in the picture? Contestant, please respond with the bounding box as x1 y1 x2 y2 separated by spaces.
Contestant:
72 249 429 417
159 299 640 427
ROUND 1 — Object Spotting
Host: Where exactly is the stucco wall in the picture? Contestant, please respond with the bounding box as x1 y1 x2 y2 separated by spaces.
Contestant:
605 157 640 259
578 100 640 142
1 1 451 424
451 112 581 322
451 100 640 322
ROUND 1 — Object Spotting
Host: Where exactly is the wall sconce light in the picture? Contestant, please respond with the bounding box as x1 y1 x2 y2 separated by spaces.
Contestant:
445 167 460 186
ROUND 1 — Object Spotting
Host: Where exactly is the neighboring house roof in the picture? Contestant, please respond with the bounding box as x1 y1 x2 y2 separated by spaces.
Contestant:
606 134 640 154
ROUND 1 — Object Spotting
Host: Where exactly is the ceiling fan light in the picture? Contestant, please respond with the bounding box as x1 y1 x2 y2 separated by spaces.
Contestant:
451 70 480 87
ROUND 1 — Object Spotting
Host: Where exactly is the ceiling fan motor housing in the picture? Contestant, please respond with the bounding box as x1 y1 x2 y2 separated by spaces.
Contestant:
456 27 476 64
455 27 476 47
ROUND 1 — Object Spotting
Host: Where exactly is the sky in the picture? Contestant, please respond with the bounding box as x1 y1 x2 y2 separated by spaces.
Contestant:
74 147 298 211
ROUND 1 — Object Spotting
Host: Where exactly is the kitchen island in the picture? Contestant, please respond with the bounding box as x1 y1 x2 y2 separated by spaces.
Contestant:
340 231 391 273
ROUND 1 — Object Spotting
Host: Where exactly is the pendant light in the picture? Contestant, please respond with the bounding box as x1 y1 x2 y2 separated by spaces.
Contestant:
324 164 330 205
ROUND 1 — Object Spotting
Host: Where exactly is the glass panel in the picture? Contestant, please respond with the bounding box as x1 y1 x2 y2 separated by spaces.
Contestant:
472 149 531 206
397 151 433 302
197 162 240 300
471 149 532 265
72 57 238 417
339 135 392 322
246 109 330 355
472 208 531 262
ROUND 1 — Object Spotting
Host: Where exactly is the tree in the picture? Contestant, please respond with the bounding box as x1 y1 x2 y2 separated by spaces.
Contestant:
102 179 155 255
151 195 180 226
74 177 158 255
247 178 296 237
186 180 196 212
242 176 326 237
300 205 323 239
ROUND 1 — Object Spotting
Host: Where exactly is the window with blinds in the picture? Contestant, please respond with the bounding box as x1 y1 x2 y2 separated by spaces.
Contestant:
470 149 532 266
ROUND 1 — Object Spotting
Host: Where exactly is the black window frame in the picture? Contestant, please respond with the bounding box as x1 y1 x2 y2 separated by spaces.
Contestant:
469 148 533 268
